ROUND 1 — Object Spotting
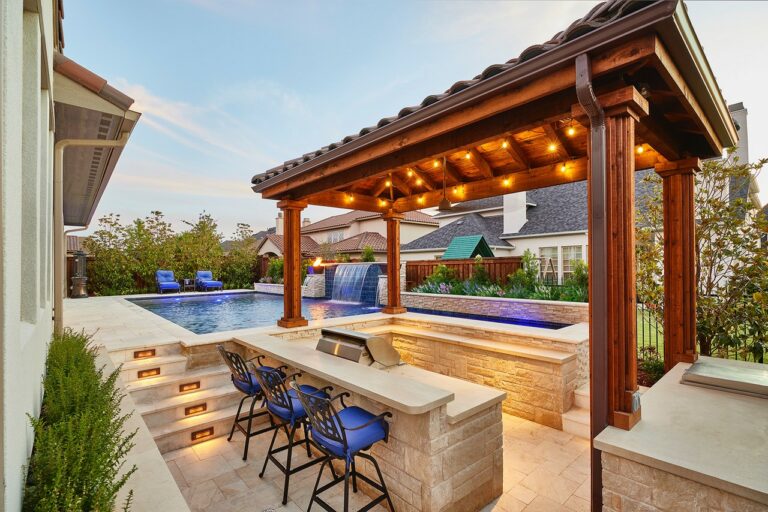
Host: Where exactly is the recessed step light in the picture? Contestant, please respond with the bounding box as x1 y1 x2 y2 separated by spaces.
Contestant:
133 349 156 359
179 381 201 393
138 368 160 379
191 427 213 442
185 403 207 416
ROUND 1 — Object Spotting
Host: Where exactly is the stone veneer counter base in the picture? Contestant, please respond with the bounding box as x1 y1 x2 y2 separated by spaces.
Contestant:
595 358 768 509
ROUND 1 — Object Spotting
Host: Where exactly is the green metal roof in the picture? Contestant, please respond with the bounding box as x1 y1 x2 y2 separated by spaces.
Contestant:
441 235 494 259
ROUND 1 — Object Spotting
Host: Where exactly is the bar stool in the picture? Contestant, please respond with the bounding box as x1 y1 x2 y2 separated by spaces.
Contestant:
252 366 330 505
291 382 395 512
216 345 285 460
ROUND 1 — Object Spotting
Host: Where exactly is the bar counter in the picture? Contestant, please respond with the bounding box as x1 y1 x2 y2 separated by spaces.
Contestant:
235 333 506 512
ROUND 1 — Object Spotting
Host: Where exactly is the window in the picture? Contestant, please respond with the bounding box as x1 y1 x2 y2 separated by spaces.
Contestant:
562 245 583 279
539 246 558 283
326 230 344 243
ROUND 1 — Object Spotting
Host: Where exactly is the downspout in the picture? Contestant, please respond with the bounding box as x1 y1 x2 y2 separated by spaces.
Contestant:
575 53 607 512
53 133 130 334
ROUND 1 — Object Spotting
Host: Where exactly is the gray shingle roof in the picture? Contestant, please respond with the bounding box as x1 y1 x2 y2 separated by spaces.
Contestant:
402 213 510 251
433 196 503 218
252 0 659 188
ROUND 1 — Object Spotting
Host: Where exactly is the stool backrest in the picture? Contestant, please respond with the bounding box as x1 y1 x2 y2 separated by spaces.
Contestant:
253 366 293 413
216 345 250 384
291 382 347 450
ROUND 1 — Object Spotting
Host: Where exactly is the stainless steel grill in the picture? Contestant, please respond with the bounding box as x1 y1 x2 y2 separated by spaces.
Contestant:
316 328 402 368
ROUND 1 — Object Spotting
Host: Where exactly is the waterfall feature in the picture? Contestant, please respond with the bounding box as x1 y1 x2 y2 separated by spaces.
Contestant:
331 264 375 303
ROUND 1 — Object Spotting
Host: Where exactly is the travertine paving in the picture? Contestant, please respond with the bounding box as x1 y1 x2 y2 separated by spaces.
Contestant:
166 414 590 512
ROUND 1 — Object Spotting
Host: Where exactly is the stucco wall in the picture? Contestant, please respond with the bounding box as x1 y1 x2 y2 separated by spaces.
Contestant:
0 3 56 509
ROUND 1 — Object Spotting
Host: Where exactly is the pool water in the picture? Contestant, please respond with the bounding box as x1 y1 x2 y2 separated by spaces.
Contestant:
129 292 380 334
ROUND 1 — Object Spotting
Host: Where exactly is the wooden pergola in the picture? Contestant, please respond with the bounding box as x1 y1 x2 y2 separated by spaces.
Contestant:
251 1 737 509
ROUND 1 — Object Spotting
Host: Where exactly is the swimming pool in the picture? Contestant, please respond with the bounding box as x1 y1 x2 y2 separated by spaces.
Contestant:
129 292 380 334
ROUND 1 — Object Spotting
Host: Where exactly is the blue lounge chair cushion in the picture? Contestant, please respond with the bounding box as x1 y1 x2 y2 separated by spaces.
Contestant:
232 366 285 395
158 281 180 290
267 385 328 424
195 271 222 289
311 406 388 459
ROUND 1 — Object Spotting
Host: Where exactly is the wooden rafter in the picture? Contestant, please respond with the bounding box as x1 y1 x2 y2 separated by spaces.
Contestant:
371 178 390 198
407 167 436 191
390 174 411 196
443 161 465 184
467 148 494 178
501 136 530 169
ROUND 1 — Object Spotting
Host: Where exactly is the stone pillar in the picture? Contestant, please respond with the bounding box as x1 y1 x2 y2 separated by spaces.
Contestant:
382 211 406 314
601 92 647 430
277 199 308 328
655 158 700 372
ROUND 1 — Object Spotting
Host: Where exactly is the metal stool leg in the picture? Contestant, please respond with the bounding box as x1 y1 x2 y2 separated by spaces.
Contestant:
303 421 312 458
282 424 297 504
241 394 260 460
343 459 351 512
307 457 329 512
351 458 358 493
369 453 395 511
228 394 248 441
260 423 281 478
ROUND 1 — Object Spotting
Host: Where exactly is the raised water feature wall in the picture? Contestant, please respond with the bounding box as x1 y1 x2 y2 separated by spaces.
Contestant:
324 263 383 305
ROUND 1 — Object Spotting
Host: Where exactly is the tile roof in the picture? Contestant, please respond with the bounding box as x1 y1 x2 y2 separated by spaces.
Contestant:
261 233 319 255
302 210 436 233
252 0 657 188
323 232 387 254
442 235 495 259
402 213 510 251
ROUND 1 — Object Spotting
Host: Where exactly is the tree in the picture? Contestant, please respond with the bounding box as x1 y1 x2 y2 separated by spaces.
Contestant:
636 153 768 360
175 212 223 280
361 245 376 262
82 214 134 295
221 223 258 289
123 211 176 291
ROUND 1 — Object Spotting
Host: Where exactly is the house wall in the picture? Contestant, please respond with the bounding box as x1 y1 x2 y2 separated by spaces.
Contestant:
256 238 282 257
506 232 588 283
0 2 56 509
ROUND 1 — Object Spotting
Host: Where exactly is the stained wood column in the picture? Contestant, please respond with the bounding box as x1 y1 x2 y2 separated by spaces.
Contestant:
655 158 700 371
602 92 647 430
277 199 308 328
382 211 406 314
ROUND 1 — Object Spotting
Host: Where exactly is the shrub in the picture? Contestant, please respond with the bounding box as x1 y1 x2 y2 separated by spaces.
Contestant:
266 257 284 284
220 223 258 289
507 250 539 295
337 253 351 263
424 264 458 286
361 246 376 262
638 346 665 386
560 260 589 302
24 330 136 511
470 255 491 286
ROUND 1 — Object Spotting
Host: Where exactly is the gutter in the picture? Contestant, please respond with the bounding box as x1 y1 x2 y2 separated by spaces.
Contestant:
53 133 131 334
575 53 607 512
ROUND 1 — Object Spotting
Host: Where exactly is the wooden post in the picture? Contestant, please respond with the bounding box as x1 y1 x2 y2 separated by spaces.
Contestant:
602 93 647 431
655 158 701 372
382 211 406 314
277 199 308 328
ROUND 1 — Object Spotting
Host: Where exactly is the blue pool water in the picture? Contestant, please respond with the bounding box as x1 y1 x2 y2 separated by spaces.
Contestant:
129 292 380 334
407 307 570 330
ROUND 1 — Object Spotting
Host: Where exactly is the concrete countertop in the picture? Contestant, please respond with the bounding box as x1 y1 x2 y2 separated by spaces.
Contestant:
594 358 768 506
234 334 505 420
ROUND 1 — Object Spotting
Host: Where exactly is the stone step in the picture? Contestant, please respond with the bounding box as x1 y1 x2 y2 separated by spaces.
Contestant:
561 406 590 440
126 365 232 404
109 342 183 364
574 383 590 410
119 355 188 382
139 386 243 430
151 404 241 454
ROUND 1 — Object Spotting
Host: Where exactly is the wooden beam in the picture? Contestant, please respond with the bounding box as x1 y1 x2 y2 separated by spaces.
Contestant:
637 113 684 161
543 123 571 160
393 157 587 212
501 137 530 169
305 190 387 212
390 174 411 196
467 148 494 178
443 161 465 185
371 178 390 198
656 158 701 371
277 200 308 328
260 33 658 199
407 167 436 191
382 212 406 314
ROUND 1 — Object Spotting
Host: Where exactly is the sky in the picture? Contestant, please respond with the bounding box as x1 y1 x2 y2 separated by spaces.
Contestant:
63 0 768 238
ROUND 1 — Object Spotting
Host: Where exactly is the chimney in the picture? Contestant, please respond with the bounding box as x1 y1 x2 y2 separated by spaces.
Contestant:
302 217 311 229
503 192 527 234
276 212 284 236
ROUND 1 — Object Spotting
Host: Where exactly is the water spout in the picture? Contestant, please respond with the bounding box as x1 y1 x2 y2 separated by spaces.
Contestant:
331 264 375 303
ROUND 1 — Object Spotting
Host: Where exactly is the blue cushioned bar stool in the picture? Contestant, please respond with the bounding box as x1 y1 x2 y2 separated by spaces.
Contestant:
216 345 285 461
252 366 331 505
291 382 395 512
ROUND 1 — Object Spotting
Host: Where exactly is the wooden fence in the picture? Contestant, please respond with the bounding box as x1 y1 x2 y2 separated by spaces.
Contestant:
405 257 522 289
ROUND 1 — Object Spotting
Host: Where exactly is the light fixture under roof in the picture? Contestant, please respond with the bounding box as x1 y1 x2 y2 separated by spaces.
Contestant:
437 156 452 211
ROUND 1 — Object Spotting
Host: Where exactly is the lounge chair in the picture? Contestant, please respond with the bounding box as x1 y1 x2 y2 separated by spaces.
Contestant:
155 270 181 294
196 270 223 291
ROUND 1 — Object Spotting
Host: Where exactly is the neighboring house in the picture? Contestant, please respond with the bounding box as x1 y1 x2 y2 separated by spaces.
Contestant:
256 209 437 260
404 102 757 285
0 4 140 509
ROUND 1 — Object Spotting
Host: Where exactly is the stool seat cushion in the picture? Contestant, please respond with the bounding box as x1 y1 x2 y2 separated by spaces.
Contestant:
311 406 388 458
267 385 327 423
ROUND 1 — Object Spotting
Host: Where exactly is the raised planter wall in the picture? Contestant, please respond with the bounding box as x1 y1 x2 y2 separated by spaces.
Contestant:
399 291 589 326
252 274 325 298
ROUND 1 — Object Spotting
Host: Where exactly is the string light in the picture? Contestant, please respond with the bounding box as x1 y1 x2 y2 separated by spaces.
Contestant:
503 178 511 187
433 160 440 168
567 126 576 137
417 195 425 204
378 199 388 207
501 140 509 149
346 194 354 203
560 163 567 173
465 151 472 160
416 178 423 186
407 169 414 177
385 179 391 187
636 146 645 154
548 143 557 153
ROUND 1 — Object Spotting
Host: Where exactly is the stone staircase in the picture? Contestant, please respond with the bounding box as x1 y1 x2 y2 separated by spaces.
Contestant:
110 343 242 454
562 383 590 439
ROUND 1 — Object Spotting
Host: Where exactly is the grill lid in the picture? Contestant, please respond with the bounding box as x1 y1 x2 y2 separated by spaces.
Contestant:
316 327 402 367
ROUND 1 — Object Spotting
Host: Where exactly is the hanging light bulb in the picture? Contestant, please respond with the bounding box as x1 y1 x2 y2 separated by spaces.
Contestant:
433 160 440 168
501 140 509 149
636 146 645 154
465 151 472 160
378 199 387 207
416 178 423 186
548 142 557 153
503 178 511 187
418 195 425 205
385 179 391 187
407 169 414 177
567 126 576 137
560 163 567 173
